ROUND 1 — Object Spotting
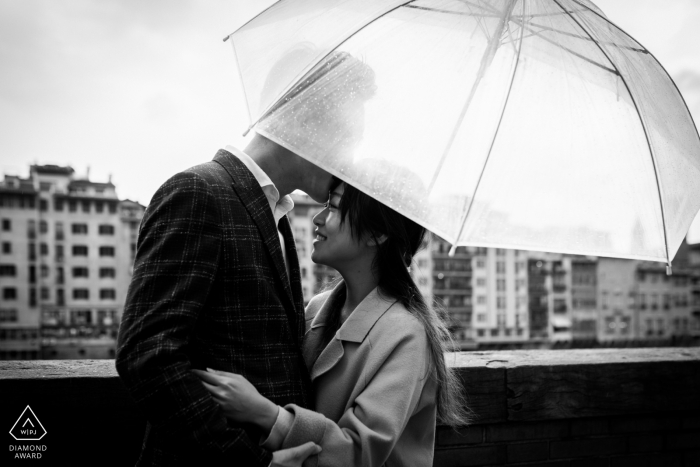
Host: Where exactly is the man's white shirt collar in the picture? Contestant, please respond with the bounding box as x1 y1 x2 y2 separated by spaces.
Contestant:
225 145 294 224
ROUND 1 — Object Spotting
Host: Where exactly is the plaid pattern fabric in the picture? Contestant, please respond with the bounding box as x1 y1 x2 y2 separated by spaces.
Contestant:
116 150 312 466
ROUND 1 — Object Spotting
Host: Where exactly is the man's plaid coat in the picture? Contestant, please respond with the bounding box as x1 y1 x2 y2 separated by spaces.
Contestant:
116 149 313 466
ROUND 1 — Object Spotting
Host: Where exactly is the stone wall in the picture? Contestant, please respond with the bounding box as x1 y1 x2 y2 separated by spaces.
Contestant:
2 348 699 466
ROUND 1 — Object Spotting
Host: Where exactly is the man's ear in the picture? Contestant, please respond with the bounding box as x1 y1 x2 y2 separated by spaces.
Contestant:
367 234 388 247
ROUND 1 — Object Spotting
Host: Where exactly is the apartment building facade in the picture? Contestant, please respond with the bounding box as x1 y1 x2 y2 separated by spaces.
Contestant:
0 165 144 359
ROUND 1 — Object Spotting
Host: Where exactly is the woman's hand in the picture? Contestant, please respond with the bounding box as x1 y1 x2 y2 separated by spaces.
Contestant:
271 442 322 467
192 368 278 433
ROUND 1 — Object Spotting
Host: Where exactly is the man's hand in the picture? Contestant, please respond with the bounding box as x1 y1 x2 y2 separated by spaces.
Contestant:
271 442 322 467
192 368 278 433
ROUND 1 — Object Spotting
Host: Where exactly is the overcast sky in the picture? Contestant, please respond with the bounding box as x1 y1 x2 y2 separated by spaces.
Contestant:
2 0 700 243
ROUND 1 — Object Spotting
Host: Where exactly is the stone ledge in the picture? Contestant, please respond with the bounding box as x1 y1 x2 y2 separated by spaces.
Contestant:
2 348 699 466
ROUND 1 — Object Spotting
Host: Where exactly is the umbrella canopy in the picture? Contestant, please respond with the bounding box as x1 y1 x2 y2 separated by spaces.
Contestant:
227 0 700 267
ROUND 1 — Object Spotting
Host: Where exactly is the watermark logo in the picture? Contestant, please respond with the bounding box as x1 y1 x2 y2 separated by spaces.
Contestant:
9 406 46 441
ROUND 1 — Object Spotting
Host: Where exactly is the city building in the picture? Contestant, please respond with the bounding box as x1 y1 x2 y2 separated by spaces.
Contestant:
570 258 598 343
471 246 529 347
0 165 144 359
429 237 474 347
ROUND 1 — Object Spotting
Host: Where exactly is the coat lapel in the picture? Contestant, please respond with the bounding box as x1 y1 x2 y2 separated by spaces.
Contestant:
306 284 398 381
213 149 296 317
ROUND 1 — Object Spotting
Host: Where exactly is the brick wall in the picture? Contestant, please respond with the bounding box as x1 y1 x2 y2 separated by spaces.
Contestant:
435 412 700 466
2 348 699 466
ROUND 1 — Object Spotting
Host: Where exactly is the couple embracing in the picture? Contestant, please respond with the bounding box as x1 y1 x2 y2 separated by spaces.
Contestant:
116 52 469 467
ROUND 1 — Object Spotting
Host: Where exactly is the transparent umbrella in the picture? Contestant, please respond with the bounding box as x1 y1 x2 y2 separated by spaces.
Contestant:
227 0 700 270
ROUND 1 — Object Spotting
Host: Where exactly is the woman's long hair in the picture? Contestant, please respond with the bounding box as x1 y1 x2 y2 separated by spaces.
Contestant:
318 180 472 427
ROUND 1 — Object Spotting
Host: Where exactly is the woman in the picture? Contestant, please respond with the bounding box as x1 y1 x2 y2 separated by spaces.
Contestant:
194 181 470 466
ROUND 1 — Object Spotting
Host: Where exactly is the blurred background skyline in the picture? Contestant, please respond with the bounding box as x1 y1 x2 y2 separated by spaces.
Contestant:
1 0 700 242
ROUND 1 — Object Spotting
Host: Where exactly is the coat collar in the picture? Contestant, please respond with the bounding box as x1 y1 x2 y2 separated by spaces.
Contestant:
306 283 398 380
212 148 297 316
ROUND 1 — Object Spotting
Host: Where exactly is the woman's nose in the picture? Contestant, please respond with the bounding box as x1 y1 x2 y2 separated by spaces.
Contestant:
313 209 327 226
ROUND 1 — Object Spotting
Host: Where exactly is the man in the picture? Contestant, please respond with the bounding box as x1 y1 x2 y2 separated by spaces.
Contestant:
116 52 375 466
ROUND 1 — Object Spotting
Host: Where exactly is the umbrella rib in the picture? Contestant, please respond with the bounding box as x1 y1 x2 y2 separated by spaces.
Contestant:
427 0 518 196
552 0 671 267
248 0 419 132
448 0 526 255
510 21 618 75
522 19 647 53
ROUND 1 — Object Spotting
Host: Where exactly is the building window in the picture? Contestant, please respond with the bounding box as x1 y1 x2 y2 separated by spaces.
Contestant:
72 267 89 278
56 244 64 262
73 289 89 300
95 201 104 213
72 223 88 234
72 245 88 256
40 287 50 301
29 288 37 307
69 200 77 212
40 243 49 256
99 246 115 257
55 222 64 240
476 278 486 287
497 278 506 291
56 267 64 285
0 264 16 277
29 265 36 284
100 289 116 300
81 200 90 213
99 267 116 278
496 248 506 256
0 309 18 323
1 242 10 254
57 288 65 306
496 261 506 274
40 199 48 211
2 287 17 300
2 219 11 231
40 264 49 278
28 243 36 261
55 199 64 211
497 296 506 309
71 309 92 325
98 224 115 235
28 219 36 239
477 295 486 305
477 329 485 337
108 202 117 214
40 220 48 234
554 299 567 314
477 313 487 322
651 294 658 311
476 260 485 268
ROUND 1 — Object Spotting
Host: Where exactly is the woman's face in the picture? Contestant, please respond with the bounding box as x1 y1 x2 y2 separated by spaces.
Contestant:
311 184 372 270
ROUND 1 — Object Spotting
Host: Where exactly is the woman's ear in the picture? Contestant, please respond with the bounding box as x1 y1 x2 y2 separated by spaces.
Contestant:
367 234 388 247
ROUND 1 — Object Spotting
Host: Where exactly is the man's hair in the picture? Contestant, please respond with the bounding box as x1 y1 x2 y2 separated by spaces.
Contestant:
255 51 377 162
